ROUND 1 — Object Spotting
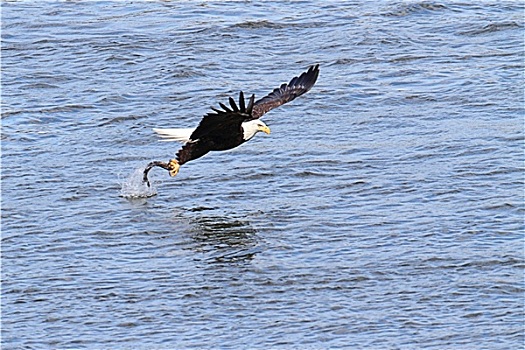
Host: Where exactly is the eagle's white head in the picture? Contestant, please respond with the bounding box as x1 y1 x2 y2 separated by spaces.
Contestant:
242 119 271 141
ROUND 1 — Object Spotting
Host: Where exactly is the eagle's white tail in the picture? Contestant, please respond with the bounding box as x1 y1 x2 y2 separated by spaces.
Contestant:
152 128 195 142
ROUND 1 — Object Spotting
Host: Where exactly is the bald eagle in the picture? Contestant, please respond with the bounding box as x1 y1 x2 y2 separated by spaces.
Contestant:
143 64 319 186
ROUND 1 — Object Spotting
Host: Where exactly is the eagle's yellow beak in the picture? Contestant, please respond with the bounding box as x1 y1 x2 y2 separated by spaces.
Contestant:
260 125 271 134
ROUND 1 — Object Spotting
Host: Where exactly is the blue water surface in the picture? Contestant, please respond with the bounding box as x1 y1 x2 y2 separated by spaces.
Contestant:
2 1 524 348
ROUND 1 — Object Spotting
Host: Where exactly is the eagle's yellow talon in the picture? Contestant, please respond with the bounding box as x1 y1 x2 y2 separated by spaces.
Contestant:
168 159 180 177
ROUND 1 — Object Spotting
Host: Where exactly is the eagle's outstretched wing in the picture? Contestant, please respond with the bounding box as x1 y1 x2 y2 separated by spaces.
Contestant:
252 64 319 119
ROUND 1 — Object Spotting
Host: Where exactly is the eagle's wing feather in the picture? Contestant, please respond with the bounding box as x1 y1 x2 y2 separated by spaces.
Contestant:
252 64 319 119
176 141 211 165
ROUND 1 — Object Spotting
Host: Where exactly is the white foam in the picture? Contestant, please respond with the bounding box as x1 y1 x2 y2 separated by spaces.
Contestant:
119 166 158 198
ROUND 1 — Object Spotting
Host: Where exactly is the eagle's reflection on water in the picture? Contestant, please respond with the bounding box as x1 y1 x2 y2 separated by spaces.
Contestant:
184 209 262 264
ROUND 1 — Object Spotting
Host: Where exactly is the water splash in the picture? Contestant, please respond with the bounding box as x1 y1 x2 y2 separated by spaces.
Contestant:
120 166 158 198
